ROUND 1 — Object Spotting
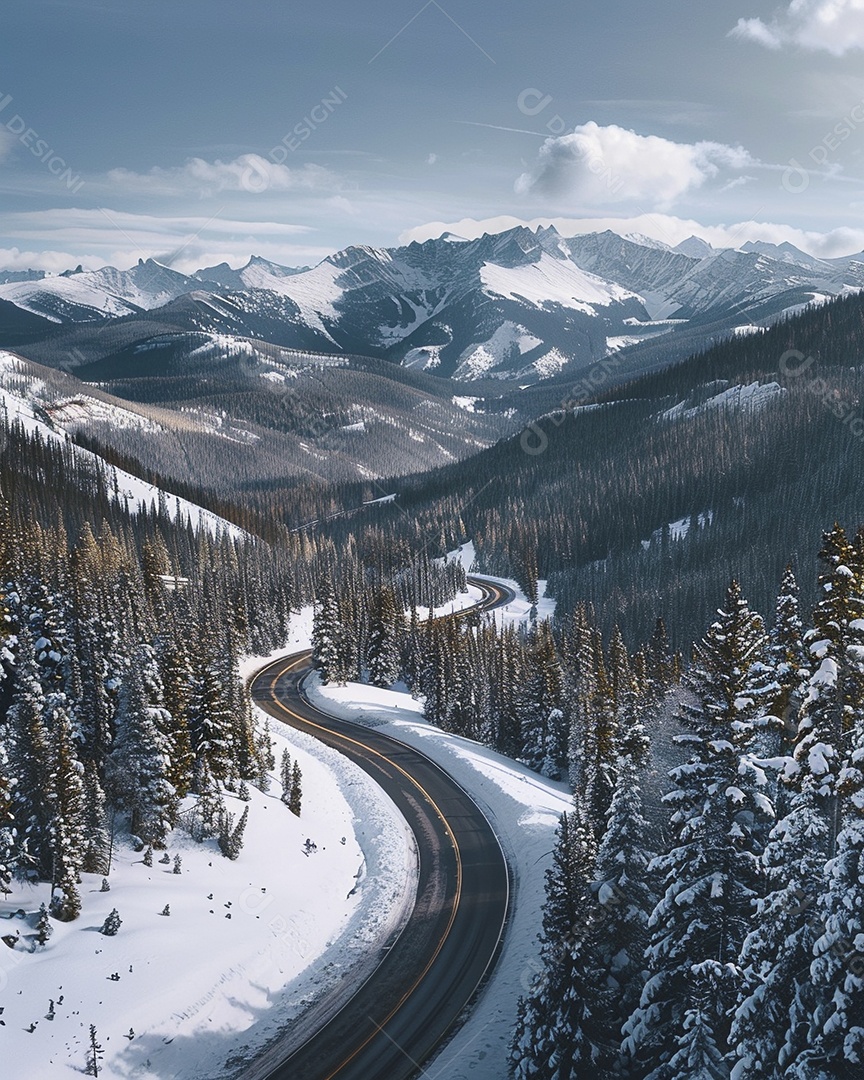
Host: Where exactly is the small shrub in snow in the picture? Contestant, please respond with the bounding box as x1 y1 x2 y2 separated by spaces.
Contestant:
100 909 122 936
160 904 170 916
173 855 182 875
142 846 153 867
159 852 171 864
100 878 110 892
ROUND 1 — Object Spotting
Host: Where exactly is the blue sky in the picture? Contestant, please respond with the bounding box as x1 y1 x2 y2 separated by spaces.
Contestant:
2 0 864 271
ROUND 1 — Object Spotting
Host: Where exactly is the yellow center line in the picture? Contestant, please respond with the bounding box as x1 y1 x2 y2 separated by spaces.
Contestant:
260 658 464 1079
251 580 502 1078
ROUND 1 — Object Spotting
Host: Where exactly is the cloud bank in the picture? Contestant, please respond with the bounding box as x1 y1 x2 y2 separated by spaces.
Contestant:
731 0 864 55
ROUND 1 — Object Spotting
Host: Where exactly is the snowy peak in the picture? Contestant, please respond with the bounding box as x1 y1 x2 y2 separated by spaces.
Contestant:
674 235 715 258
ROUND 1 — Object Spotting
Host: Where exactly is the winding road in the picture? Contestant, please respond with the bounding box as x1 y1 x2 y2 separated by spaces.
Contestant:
245 579 513 1080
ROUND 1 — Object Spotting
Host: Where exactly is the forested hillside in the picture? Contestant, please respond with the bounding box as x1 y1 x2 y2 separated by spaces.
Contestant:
322 290 864 647
0 411 466 918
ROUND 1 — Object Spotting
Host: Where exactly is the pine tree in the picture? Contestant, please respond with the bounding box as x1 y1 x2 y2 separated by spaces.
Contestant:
289 760 302 817
280 748 292 805
107 646 177 847
47 700 85 921
81 760 111 875
312 574 347 685
624 582 772 1077
189 643 233 783
367 585 401 688
100 908 121 935
593 745 654 1058
665 971 729 1080
35 902 52 946
156 633 194 798
731 785 829 1078
218 804 249 860
7 627 53 878
510 811 606 1079
570 630 618 838
86 1024 104 1077
791 528 864 1074
0 744 14 895
520 622 566 777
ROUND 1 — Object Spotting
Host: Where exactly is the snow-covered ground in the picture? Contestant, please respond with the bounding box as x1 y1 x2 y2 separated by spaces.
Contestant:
306 574 571 1080
1 573 560 1079
0 607 417 1080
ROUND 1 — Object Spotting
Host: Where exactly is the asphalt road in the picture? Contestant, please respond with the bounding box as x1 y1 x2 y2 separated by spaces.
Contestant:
245 579 513 1080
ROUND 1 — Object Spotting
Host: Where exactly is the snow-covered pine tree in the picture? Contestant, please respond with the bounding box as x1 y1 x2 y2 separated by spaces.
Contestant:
188 640 233 784
86 1024 104 1077
624 581 771 1078
218 804 249 860
765 564 807 759
665 966 730 1080
610 625 651 767
81 760 111 875
593 735 654 1061
35 902 52 946
280 749 292 804
155 633 194 798
367 585 401 688
510 809 608 1079
789 526 864 1074
519 622 567 777
573 630 618 838
730 565 826 1079
289 760 302 816
312 574 347 685
0 743 13 895
107 645 177 847
46 699 85 920
100 908 121 935
7 625 53 879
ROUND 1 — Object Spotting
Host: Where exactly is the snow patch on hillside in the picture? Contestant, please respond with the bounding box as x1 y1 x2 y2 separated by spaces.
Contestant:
453 322 543 380
402 345 443 370
662 381 787 421
480 254 636 313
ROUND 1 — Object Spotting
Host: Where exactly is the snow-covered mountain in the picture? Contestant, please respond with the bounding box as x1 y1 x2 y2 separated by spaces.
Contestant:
4 227 863 384
0 260 203 322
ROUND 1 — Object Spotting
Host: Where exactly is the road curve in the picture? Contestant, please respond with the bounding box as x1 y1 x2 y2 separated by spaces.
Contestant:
245 579 513 1080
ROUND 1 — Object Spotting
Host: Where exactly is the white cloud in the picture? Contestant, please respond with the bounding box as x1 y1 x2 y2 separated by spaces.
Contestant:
731 1 864 55
400 213 864 259
106 154 339 197
515 122 754 207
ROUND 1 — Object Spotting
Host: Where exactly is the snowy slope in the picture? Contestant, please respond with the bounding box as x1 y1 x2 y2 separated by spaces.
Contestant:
0 351 244 538
0 688 417 1080
480 253 637 313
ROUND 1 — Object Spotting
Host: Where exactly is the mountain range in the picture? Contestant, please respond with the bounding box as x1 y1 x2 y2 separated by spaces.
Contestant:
3 226 862 385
